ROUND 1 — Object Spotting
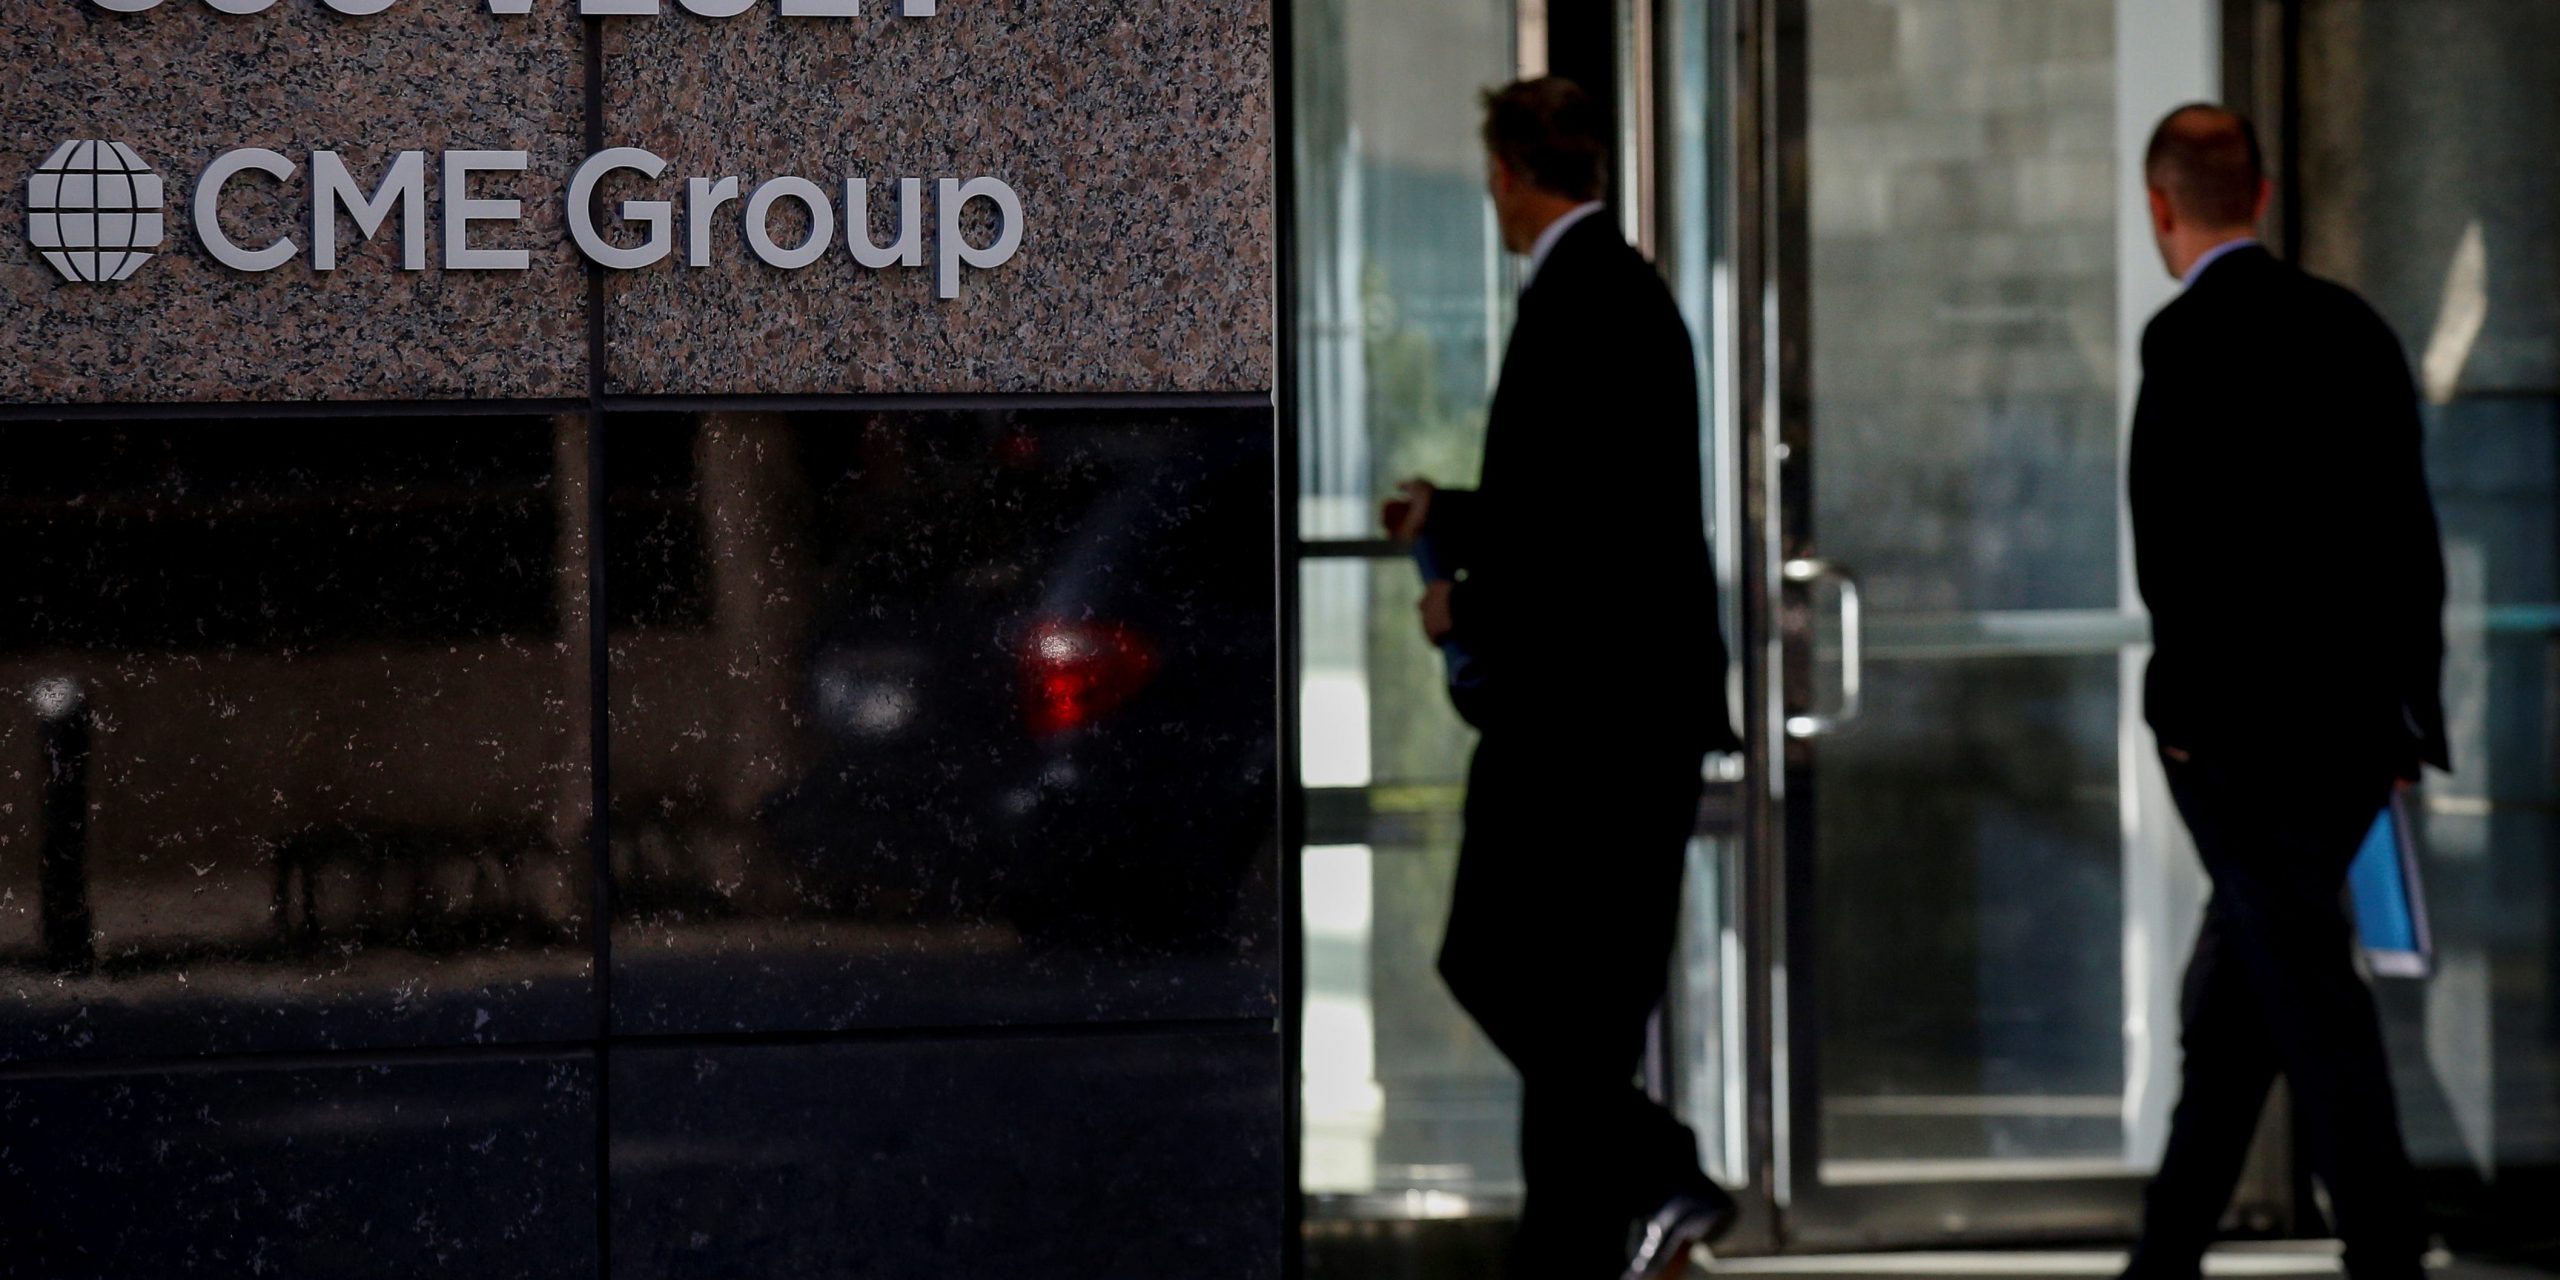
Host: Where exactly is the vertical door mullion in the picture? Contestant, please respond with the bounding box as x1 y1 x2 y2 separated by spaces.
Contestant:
1730 0 1801 1249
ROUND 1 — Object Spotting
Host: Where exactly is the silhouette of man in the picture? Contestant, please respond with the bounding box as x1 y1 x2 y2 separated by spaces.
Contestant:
1385 76 1743 1280
2123 103 2447 1280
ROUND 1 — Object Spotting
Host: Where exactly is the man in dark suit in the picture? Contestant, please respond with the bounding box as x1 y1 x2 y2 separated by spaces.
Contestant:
2124 104 2447 1280
1382 77 1743 1280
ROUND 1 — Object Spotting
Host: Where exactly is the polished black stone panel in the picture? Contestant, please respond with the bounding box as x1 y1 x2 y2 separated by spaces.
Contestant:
0 1054 597 1279
611 1028 1283 1279
0 419 596 1064
604 410 1280 1033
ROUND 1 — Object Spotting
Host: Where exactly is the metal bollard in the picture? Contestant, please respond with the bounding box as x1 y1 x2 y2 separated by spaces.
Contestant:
32 677 94 974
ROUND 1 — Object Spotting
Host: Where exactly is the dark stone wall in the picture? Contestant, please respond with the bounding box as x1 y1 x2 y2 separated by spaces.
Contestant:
0 5 1282 1276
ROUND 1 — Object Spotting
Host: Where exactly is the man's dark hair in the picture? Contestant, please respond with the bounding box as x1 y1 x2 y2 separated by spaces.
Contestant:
1480 77 1608 203
2144 103 2265 228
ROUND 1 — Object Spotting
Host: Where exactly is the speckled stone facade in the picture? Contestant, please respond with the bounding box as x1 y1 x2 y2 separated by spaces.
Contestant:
2 0 1274 404
602 0 1274 395
1 2 589 403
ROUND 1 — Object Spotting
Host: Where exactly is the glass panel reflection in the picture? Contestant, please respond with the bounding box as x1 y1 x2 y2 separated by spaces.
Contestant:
1805 0 2142 1179
1814 654 2126 1170
1297 558 1517 1206
1290 0 1513 540
603 411 1278 1034
1674 832 1746 1187
2298 1 2560 1205
0 418 595 1063
1289 0 1520 1214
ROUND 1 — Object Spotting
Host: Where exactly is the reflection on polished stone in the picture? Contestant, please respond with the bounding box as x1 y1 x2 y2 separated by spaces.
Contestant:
612 1030 1282 1279
0 419 596 1064
605 410 1278 1033
0 1054 597 1279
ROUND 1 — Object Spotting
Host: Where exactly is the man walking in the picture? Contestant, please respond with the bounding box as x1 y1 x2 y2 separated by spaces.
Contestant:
2124 104 2447 1280
1384 77 1743 1279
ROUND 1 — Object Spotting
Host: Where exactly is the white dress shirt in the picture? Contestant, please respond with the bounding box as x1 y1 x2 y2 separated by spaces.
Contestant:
2182 235 2259 289
1523 201 1608 287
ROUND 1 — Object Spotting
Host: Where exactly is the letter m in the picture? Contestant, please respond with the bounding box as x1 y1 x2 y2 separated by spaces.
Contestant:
312 150 428 271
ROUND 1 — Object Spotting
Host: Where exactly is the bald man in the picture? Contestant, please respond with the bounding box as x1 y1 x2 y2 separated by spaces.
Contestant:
2123 104 2445 1280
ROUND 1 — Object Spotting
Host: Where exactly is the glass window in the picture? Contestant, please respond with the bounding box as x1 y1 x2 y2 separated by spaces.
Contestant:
2298 0 2560 1188
1292 0 1515 543
1291 0 1524 1209
1794 0 2216 1185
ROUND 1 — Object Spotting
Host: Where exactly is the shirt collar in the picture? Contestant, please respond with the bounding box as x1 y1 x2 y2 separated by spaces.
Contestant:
2182 236 2260 289
1524 201 1609 286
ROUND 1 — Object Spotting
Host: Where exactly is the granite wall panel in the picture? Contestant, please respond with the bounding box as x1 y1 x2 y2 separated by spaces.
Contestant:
0 1054 598 1280
0 1 589 404
4 1 1272 405
0 416 597 1064
610 1030 1284 1279
597 0 1274 395
1 5 1283 1272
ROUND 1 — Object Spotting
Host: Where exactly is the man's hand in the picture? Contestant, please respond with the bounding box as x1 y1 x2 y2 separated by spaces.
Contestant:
1419 581 1455 643
1381 478 1437 543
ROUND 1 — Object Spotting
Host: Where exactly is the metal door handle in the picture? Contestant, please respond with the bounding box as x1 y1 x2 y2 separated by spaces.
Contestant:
1782 557 1863 738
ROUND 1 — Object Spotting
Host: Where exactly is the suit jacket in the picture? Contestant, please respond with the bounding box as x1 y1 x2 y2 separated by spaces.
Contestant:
2129 245 2450 776
1422 214 1742 752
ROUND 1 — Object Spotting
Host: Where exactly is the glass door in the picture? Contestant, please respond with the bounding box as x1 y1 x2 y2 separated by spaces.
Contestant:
2290 0 2560 1227
1291 0 1528 1221
1292 0 1768 1242
1757 0 2246 1244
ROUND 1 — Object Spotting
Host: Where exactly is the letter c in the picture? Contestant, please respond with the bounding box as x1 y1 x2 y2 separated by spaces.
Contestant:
195 148 300 273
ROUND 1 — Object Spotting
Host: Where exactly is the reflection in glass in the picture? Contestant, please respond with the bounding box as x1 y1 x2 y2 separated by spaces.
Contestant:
0 419 595 1063
1674 833 1745 1187
1291 0 1514 540
2298 0 2560 1194
1290 0 1523 1213
1297 554 1519 1205
1805 0 2143 1177
1815 655 2126 1169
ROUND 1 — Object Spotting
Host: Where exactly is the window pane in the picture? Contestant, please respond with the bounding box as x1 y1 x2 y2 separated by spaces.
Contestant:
2299 0 2560 1184
1291 0 1521 1214
1292 0 1513 540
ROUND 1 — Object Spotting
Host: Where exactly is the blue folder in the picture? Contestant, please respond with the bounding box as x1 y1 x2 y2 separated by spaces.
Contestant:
1410 531 1484 692
2348 792 2432 978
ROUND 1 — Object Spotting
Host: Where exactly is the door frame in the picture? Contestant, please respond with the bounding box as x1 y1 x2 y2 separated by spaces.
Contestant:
1704 0 2295 1250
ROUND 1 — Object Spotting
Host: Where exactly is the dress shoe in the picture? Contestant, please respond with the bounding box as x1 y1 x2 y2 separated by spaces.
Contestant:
1618 1183 1737 1280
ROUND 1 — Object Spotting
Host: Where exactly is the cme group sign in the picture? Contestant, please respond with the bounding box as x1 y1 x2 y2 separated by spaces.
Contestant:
87 0 935 20
37 0 1026 296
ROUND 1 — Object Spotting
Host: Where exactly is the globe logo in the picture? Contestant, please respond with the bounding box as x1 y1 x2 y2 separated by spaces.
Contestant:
28 139 165 284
